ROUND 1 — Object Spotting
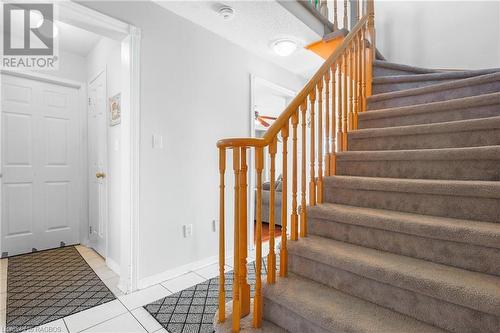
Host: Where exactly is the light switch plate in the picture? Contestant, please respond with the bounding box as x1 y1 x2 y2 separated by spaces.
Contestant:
152 135 163 149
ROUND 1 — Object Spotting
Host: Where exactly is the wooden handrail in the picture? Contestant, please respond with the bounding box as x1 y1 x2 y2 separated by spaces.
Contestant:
217 1 375 330
217 15 368 150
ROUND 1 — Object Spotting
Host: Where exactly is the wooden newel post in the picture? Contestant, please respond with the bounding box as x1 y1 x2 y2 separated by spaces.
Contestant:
218 148 226 323
239 148 250 318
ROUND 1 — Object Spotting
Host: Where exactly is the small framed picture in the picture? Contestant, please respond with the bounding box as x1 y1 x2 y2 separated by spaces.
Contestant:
109 93 121 126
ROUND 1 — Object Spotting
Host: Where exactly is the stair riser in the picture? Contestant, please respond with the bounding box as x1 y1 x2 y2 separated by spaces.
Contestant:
367 80 500 110
374 79 458 94
309 218 500 276
324 186 500 223
288 254 500 333
263 299 327 333
359 103 500 129
374 66 431 77
348 128 500 150
336 159 500 181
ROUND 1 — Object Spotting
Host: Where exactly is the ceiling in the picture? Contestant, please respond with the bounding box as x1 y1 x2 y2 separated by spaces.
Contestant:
155 1 324 78
56 20 102 57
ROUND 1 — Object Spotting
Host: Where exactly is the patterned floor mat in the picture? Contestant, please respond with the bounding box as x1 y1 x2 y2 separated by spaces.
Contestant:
6 246 115 333
144 256 279 333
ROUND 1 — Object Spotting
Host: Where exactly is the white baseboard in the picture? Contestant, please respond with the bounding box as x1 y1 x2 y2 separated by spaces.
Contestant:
137 255 219 290
106 257 121 276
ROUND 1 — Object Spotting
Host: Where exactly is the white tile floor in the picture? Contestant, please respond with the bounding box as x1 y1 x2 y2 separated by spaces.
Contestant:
0 245 236 333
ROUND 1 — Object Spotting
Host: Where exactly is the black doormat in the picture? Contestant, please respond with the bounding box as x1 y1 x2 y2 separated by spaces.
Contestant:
144 256 279 333
6 246 116 333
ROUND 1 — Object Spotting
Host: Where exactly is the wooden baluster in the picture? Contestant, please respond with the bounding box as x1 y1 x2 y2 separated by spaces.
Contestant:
324 71 331 177
356 32 362 128
357 0 361 21
343 0 348 29
352 39 358 130
342 53 348 151
218 148 226 323
337 58 343 153
253 147 263 328
349 45 354 133
290 111 299 241
267 138 277 284
232 148 241 332
309 90 317 206
331 63 337 175
366 0 375 97
333 0 339 30
300 102 308 237
317 81 324 204
280 125 289 277
360 26 366 112
239 148 250 318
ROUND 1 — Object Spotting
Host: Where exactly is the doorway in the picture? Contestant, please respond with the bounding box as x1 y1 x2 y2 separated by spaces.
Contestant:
88 71 108 257
0 2 141 293
248 76 296 249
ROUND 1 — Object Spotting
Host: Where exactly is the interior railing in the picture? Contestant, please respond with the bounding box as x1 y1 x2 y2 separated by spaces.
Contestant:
217 1 375 331
303 0 366 31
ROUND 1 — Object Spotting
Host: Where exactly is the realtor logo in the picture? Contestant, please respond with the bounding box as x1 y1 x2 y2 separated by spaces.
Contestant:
1 3 58 69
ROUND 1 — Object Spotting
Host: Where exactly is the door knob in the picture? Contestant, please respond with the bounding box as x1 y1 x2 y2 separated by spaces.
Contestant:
96 172 106 179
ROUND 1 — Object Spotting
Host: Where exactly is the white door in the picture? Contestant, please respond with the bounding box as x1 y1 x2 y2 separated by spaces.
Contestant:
88 72 108 257
1 74 80 256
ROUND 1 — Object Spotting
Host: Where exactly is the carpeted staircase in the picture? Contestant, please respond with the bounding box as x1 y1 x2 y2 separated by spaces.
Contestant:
262 60 500 332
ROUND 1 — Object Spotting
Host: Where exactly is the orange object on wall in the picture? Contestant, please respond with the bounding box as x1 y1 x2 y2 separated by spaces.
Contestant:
306 35 345 60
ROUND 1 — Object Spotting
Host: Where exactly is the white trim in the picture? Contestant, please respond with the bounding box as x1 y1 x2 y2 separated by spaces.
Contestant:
106 257 121 276
137 255 218 290
53 2 141 294
119 26 142 294
0 70 82 89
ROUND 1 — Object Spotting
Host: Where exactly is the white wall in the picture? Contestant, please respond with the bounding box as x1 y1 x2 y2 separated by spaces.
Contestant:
375 1 500 69
33 50 87 82
81 1 306 285
86 37 123 269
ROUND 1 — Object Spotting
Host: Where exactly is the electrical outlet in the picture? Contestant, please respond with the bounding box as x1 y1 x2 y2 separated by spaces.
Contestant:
183 224 193 238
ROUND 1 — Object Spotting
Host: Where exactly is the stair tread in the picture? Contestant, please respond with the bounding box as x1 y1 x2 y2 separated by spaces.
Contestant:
367 72 500 104
308 203 500 249
359 92 500 121
373 60 443 75
325 175 500 199
351 115 500 139
336 145 500 161
264 274 446 333
373 68 500 84
288 236 500 316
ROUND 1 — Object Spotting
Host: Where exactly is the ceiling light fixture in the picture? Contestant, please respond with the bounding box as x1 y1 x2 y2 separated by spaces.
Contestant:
218 6 235 20
272 39 298 57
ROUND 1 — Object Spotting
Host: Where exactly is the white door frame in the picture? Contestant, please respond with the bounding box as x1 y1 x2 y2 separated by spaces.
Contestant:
248 75 296 251
11 1 140 293
57 2 141 294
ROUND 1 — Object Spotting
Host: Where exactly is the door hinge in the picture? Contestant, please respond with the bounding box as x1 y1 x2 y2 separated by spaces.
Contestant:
89 226 93 235
88 97 91 106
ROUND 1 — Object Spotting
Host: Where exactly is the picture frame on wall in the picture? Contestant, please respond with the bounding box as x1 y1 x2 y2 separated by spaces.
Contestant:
109 93 121 126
